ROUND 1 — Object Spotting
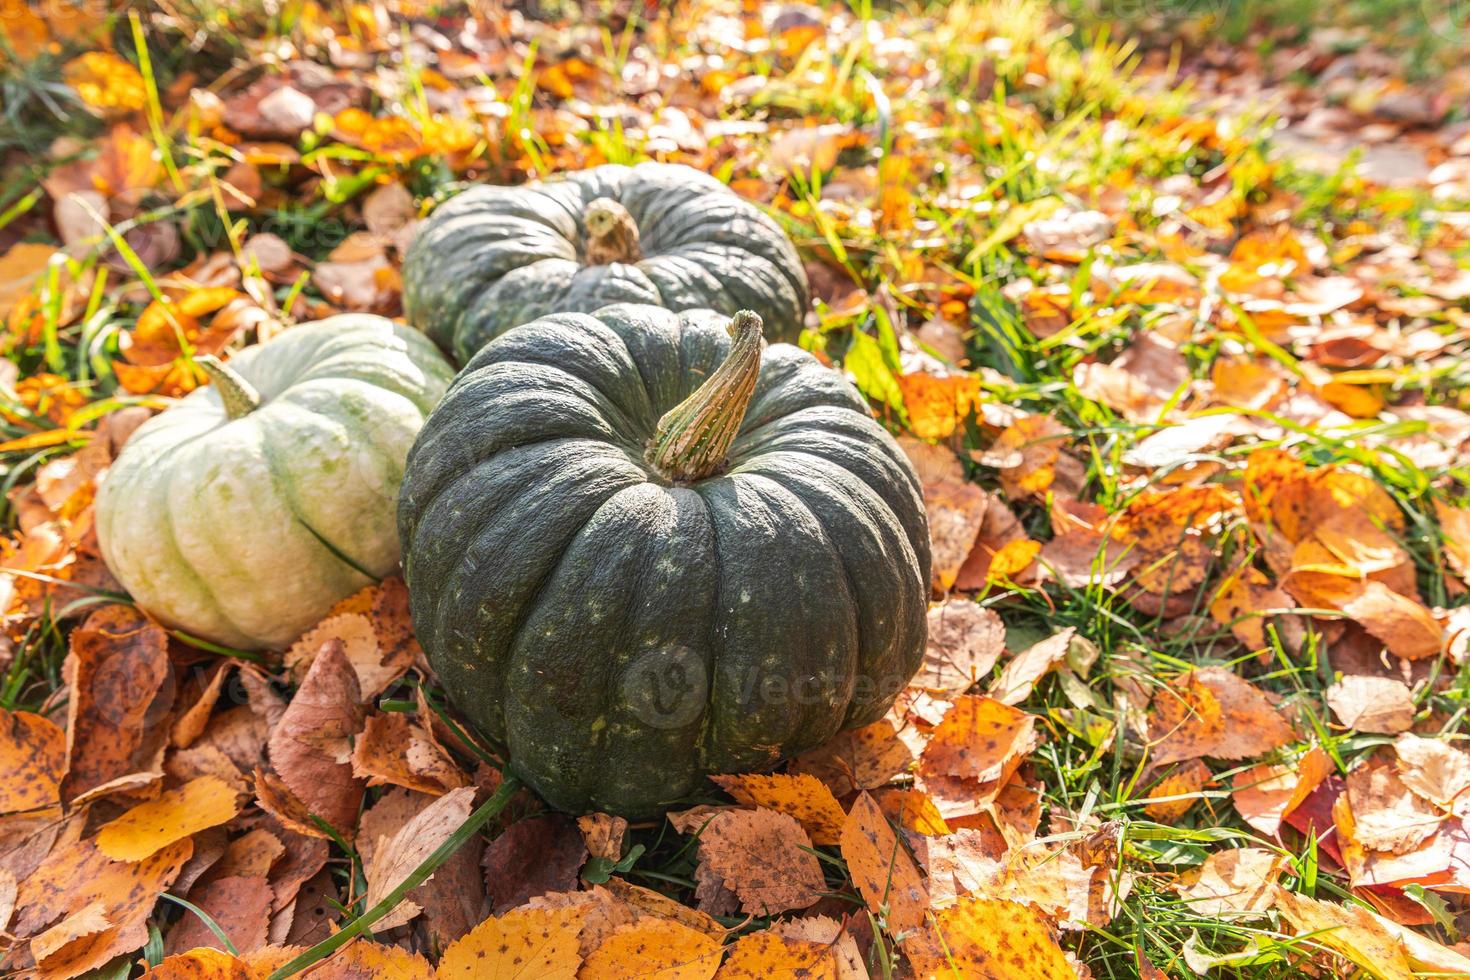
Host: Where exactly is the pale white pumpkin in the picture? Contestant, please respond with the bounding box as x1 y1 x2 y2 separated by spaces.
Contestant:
96 315 454 648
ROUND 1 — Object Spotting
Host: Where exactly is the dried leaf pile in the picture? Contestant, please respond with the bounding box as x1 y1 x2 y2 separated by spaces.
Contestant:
3 0 1470 977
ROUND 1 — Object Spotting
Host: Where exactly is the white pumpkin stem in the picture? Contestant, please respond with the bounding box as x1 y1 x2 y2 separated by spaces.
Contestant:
583 197 642 265
195 354 262 420
647 310 763 483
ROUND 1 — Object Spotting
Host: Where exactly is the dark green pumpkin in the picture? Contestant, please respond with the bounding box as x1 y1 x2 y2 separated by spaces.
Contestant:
401 163 809 364
398 303 930 817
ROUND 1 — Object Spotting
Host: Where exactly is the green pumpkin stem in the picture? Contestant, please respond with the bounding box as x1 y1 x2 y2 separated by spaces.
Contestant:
583 197 642 265
648 310 764 482
195 354 262 420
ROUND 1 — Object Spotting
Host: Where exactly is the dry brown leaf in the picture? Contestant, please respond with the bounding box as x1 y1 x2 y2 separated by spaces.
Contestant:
696 807 826 915
163 876 273 955
1344 759 1444 854
789 717 914 796
350 711 468 796
923 478 987 591
1272 886 1416 980
1177 848 1284 917
61 604 171 803
1325 675 1416 734
840 792 927 935
482 812 587 915
0 709 64 815
710 772 847 845
1393 734 1470 809
921 599 1006 695
577 813 628 863
361 785 475 931
1144 759 1209 822
309 940 433 979
266 638 365 838
1147 668 1294 765
16 838 191 977
769 915 867 979
989 628 1078 706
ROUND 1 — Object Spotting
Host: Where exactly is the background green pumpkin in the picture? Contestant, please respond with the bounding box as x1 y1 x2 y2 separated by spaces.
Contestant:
402 162 810 364
398 303 930 817
97 316 454 649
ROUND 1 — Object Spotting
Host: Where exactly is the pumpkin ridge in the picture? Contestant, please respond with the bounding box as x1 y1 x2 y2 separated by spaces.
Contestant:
158 441 258 646
251 413 379 585
492 471 646 795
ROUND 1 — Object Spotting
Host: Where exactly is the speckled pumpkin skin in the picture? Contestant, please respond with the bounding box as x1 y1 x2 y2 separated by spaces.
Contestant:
402 163 809 363
397 304 930 817
97 316 454 649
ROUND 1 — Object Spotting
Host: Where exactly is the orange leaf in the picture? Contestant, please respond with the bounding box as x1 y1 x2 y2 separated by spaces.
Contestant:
694 808 825 915
790 717 914 797
709 773 847 845
0 708 64 814
1147 668 1294 766
437 905 586 978
901 896 1076 978
310 941 432 979
1231 747 1332 836
580 918 723 980
840 792 928 935
919 694 1038 784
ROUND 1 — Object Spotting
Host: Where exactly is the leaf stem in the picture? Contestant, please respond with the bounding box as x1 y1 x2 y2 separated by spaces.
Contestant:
266 774 523 979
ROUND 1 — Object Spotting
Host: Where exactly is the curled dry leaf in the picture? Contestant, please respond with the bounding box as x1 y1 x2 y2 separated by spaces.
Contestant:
16 838 192 979
1325 675 1416 734
1393 734 1470 808
1343 759 1444 855
840 792 928 935
989 627 1081 706
710 772 847 845
577 813 629 863
1272 886 1417 980
61 604 171 803
265 638 365 838
96 775 240 861
921 599 1006 695
350 711 468 796
1147 668 1294 765
580 917 723 980
695 808 826 916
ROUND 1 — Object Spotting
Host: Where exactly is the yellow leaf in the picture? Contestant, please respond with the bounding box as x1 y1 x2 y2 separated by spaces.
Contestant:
1272 886 1416 980
95 775 240 861
579 918 723 980
63 52 147 117
901 896 1077 978
312 941 432 979
709 773 847 845
140 948 254 978
437 906 585 979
